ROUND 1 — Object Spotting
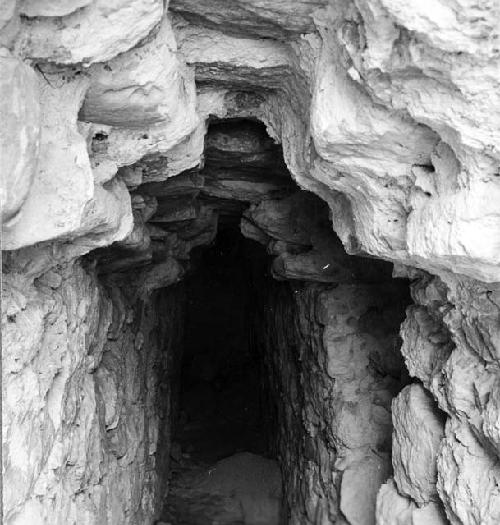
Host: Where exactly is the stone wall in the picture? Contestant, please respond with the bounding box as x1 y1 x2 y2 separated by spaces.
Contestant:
377 271 500 525
2 1 500 524
253 278 410 525
4 1 499 282
2 255 185 524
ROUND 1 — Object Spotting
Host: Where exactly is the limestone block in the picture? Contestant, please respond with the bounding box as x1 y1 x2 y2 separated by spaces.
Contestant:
83 106 200 186
272 250 354 283
339 0 500 167
311 50 435 174
115 211 151 252
2 73 133 251
392 384 445 504
81 16 196 128
244 192 322 246
18 0 163 64
0 51 40 226
170 0 326 38
309 2 500 283
310 40 438 260
437 419 500 525
131 194 158 221
149 123 206 181
2 75 93 249
340 454 391 525
379 0 499 56
115 123 206 188
136 258 184 297
376 479 448 525
75 176 133 244
399 305 453 394
174 15 294 88
202 177 288 203
407 176 500 283
439 345 499 454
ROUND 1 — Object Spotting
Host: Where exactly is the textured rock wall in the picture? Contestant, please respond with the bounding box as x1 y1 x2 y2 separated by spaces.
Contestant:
377 270 500 525
2 255 184 524
2 2 499 270
253 278 409 525
2 1 500 524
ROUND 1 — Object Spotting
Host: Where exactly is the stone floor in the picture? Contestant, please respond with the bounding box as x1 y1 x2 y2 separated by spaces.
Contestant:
160 342 283 525
162 452 282 525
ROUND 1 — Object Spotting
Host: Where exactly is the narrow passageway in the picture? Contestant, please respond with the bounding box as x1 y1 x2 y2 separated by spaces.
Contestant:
177 228 270 461
142 119 413 525
2 98 418 524
4 3 497 524
162 228 284 525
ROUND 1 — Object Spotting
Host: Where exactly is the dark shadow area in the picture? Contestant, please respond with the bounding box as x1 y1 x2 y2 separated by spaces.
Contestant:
162 229 284 524
174 227 273 463
85 117 415 524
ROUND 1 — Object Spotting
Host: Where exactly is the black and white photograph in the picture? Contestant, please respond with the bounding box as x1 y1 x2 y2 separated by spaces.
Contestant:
1 1 499 524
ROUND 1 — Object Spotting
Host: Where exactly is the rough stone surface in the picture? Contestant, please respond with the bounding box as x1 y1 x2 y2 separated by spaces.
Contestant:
393 270 500 525
3 0 500 281
0 49 40 226
376 479 449 525
254 279 410 524
80 16 196 129
16 0 164 65
2 69 133 251
2 1 500 524
391 384 445 505
170 0 327 38
2 257 184 524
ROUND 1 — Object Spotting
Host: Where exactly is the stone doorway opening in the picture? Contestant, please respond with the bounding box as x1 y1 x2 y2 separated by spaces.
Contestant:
2 117 413 525
88 118 413 524
176 229 270 463
162 229 283 524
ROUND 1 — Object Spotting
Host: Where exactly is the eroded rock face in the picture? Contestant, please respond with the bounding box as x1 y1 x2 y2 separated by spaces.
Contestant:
395 271 500 525
2 255 185 524
80 16 195 129
391 384 445 505
16 0 164 65
0 49 40 226
376 479 448 525
2 1 500 524
252 274 410 525
2 0 499 278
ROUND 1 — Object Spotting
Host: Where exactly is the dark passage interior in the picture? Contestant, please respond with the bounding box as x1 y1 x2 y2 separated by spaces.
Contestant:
176 228 271 461
162 229 284 524
91 118 412 525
